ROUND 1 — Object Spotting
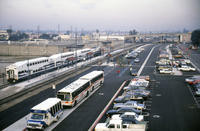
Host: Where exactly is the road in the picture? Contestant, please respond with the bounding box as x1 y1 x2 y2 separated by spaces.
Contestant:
53 44 154 131
1 43 200 131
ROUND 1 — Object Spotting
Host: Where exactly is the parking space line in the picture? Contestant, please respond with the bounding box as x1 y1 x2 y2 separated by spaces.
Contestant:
137 45 158 76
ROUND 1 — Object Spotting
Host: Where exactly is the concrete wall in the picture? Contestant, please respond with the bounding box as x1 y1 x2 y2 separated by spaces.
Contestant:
0 44 60 56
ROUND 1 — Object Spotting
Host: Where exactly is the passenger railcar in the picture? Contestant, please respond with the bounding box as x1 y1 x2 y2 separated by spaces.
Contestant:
6 57 49 82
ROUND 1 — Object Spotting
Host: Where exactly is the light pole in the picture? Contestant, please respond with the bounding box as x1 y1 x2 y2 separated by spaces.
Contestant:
75 28 78 71
25 44 30 82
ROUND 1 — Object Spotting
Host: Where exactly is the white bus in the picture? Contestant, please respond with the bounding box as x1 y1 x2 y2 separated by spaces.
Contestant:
57 70 104 107
26 98 63 130
80 70 104 91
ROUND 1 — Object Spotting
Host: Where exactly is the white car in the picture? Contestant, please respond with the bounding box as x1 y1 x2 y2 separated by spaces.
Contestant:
111 112 144 122
160 69 173 74
178 66 196 71
196 89 200 96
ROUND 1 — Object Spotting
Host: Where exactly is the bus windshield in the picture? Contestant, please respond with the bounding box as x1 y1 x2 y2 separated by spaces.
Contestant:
31 114 44 120
57 93 65 100
57 93 71 101
65 93 71 101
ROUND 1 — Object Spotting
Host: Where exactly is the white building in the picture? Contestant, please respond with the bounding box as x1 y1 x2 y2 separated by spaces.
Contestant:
99 35 125 41
0 30 9 40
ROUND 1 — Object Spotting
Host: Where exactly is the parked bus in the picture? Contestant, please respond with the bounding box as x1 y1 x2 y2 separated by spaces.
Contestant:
57 70 104 107
26 98 63 130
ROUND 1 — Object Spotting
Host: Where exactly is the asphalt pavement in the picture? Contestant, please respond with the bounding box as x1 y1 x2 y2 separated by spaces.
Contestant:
1 43 200 131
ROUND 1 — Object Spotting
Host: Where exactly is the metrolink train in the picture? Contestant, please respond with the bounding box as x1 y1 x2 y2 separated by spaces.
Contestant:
6 48 101 83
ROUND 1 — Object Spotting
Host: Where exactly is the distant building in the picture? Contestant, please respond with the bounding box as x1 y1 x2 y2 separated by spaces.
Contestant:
180 32 191 43
99 35 125 41
53 34 71 40
0 30 9 40
92 32 100 40
82 35 91 40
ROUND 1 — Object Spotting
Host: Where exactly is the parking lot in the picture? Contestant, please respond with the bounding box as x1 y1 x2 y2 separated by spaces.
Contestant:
1 43 200 131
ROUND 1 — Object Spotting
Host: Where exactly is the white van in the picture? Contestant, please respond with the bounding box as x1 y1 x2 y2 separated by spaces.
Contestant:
27 98 63 130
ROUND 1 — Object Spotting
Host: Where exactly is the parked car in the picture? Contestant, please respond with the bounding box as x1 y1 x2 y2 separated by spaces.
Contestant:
123 86 146 91
134 58 140 63
195 89 200 96
106 107 142 118
129 79 149 87
113 101 146 110
112 112 144 122
111 114 140 124
178 65 196 71
160 69 173 74
130 69 137 76
124 90 150 97
133 76 150 81
185 76 200 85
194 82 200 88
114 94 143 103
158 65 171 71
114 95 132 103
124 92 149 100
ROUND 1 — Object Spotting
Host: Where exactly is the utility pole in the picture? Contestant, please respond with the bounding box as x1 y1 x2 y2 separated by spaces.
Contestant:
58 24 60 34
70 25 73 38
37 25 40 39
75 28 78 70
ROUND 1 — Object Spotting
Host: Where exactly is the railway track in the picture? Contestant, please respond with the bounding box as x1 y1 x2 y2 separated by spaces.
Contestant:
0 44 142 109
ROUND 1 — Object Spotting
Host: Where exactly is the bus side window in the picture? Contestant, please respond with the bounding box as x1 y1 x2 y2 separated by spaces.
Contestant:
108 124 115 128
50 107 53 116
122 124 127 128
53 106 56 115
59 102 62 109
56 103 59 112
45 114 48 119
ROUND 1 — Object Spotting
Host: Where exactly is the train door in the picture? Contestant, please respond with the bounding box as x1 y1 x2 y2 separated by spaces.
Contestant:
7 70 14 79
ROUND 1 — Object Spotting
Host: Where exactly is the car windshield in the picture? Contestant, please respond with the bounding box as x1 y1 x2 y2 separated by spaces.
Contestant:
31 114 44 120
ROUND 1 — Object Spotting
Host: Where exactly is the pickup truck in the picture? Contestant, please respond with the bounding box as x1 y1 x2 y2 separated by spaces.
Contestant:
95 119 147 131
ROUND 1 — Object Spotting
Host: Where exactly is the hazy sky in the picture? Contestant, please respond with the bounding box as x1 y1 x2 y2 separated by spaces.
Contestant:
0 0 200 32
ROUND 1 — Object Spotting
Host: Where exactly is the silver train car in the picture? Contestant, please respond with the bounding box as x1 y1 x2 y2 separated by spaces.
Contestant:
6 48 102 83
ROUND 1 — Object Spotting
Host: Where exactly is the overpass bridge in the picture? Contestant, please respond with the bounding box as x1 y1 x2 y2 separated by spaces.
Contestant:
125 32 191 43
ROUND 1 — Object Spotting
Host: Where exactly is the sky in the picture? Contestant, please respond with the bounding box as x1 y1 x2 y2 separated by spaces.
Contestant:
0 0 200 32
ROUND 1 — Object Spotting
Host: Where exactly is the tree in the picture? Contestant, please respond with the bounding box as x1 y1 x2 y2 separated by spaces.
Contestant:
9 31 29 41
6 29 12 35
129 29 138 35
39 33 51 39
191 29 200 49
